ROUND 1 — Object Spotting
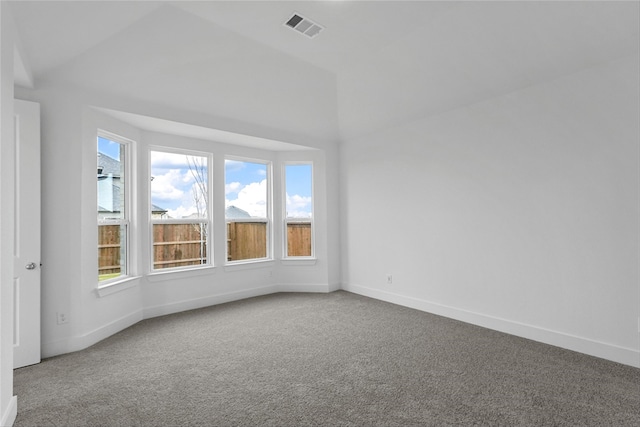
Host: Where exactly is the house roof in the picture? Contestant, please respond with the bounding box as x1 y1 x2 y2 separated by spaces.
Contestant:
97 152 121 177
151 204 168 214
98 198 167 215
225 205 251 219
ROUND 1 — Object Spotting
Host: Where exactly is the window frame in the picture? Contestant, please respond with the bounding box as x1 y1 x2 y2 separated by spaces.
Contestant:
283 161 315 260
149 147 213 273
224 156 272 265
97 130 133 284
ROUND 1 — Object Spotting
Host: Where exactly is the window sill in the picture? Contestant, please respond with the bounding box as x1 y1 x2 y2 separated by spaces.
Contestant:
147 265 216 282
281 258 317 266
224 259 275 272
96 276 141 297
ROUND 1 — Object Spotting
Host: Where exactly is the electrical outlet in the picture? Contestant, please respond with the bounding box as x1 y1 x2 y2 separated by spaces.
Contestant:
56 312 68 325
386 274 393 284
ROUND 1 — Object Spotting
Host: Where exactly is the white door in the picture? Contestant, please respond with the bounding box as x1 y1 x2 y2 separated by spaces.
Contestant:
13 99 41 369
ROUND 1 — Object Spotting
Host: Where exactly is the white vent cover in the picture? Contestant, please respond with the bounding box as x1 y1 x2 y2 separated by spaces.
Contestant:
284 13 323 38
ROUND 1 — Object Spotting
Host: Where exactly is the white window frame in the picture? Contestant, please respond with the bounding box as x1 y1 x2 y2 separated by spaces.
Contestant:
149 147 213 273
225 156 272 265
97 130 133 284
283 161 315 260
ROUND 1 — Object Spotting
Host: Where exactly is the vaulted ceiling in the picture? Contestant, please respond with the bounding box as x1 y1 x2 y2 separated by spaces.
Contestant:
10 1 640 141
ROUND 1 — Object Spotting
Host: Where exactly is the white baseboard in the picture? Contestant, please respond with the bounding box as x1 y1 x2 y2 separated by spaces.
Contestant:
143 285 280 319
42 310 143 358
43 287 281 357
276 283 332 293
327 282 341 292
0 396 17 427
40 282 338 358
144 283 334 319
343 283 640 368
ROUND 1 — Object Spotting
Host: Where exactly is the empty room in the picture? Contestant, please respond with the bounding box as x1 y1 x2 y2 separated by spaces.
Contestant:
0 1 638 426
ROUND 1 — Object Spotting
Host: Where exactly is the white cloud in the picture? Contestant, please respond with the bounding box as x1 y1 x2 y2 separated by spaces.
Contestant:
151 169 185 202
225 181 242 195
151 151 188 168
182 173 195 184
226 179 267 217
286 193 312 218
166 205 194 220
150 152 209 219
152 169 207 218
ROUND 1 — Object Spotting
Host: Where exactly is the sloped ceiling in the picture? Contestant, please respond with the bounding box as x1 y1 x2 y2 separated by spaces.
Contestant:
10 1 640 142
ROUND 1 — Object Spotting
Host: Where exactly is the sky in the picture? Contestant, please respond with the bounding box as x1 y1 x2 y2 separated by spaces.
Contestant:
98 136 120 159
150 151 208 219
98 137 312 219
225 159 268 218
225 160 313 219
283 164 313 218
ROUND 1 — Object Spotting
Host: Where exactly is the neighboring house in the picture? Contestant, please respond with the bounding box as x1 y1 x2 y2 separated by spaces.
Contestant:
98 153 168 219
225 205 251 220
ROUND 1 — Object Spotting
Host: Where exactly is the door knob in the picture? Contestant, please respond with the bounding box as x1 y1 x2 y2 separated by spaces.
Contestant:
25 262 37 270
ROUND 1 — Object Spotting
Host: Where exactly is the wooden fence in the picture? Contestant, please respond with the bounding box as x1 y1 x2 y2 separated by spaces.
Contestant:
286 222 312 257
226 221 312 260
227 221 267 261
98 221 312 276
152 223 207 270
98 225 124 275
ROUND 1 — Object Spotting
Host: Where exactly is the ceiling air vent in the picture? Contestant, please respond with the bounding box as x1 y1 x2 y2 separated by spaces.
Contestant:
285 13 323 38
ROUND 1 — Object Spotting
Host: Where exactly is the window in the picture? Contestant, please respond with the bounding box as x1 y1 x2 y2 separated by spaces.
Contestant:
284 163 313 257
225 159 270 262
97 133 130 282
150 150 210 271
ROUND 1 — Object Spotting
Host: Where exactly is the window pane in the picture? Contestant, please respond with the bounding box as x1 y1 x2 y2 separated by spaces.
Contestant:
98 137 124 220
225 159 269 261
285 164 312 257
153 223 207 270
98 135 127 281
225 160 268 218
151 151 208 219
98 224 126 281
285 164 312 219
150 150 210 271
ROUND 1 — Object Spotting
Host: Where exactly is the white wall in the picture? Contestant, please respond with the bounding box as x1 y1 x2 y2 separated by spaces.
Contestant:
341 54 640 367
0 4 17 425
